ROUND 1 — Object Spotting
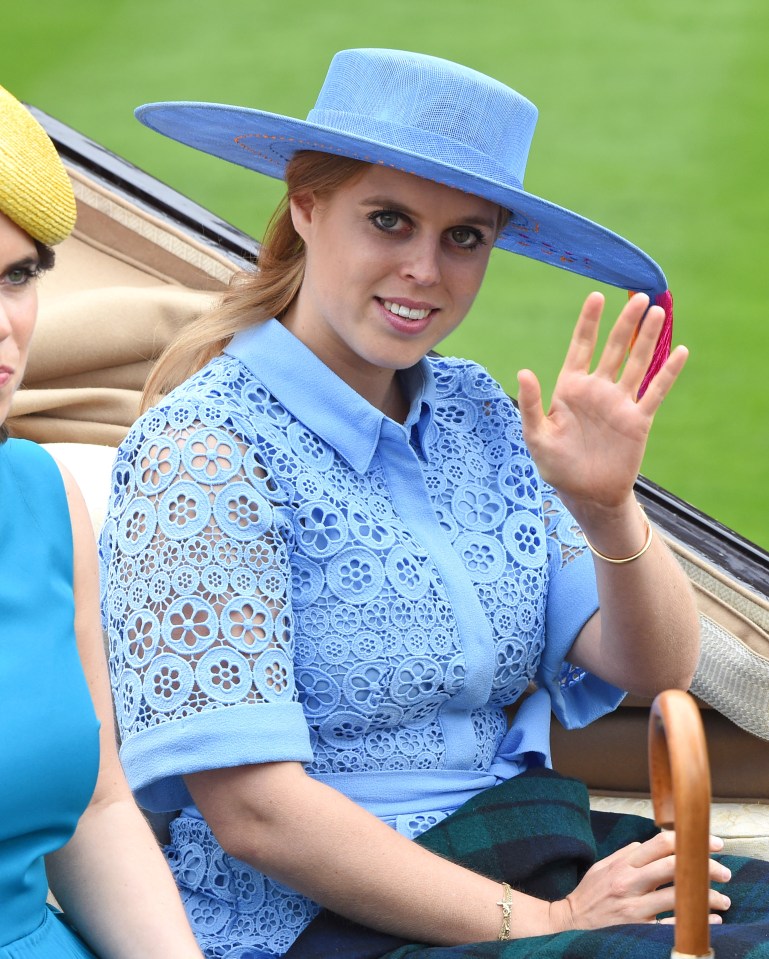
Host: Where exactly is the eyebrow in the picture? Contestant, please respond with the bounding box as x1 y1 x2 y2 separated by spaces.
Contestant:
360 194 499 231
1 255 40 275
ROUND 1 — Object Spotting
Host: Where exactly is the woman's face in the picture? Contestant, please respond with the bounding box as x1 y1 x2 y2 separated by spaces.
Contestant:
0 211 40 426
283 164 500 409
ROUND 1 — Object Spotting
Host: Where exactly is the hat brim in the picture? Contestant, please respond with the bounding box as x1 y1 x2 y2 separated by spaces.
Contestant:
136 101 667 296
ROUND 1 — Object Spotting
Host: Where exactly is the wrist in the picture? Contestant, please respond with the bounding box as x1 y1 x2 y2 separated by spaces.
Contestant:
562 492 638 530
568 497 650 562
581 506 653 565
547 896 576 935
508 891 571 938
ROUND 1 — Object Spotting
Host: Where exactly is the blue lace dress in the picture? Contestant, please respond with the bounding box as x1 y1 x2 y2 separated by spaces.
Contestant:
100 319 624 958
0 439 100 957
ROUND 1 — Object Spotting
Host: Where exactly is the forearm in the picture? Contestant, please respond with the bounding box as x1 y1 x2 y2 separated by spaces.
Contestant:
46 797 202 959
189 762 561 944
568 495 700 695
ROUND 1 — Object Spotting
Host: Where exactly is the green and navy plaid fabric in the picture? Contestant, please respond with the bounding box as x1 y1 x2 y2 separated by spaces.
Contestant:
286 767 769 958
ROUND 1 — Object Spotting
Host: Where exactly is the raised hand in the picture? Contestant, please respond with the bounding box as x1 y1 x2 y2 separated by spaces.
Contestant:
516 292 688 513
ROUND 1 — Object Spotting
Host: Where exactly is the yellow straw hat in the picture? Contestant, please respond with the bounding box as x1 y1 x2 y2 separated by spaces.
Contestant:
0 84 77 245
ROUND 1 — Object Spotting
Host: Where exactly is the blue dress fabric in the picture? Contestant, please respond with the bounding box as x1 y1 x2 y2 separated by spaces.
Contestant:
100 319 624 958
0 439 100 957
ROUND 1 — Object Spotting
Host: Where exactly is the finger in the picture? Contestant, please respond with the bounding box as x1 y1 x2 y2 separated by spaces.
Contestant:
645 883 730 925
640 829 724 852
636 345 689 414
656 915 725 926
627 838 730 892
627 854 677 895
616 305 666 395
560 291 605 373
710 888 732 912
516 369 546 435
643 867 731 925
625 830 676 868
592 293 651 381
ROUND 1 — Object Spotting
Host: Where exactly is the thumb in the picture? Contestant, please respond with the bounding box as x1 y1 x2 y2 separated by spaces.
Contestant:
517 369 545 435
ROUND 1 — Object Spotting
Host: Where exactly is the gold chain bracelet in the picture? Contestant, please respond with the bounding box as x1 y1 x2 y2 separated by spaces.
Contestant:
496 882 513 941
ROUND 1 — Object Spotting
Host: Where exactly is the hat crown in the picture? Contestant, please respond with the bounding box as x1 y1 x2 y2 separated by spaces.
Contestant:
134 48 667 297
0 84 76 245
307 49 538 188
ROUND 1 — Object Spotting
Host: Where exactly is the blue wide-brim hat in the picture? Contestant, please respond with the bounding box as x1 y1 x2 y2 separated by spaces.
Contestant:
136 48 669 301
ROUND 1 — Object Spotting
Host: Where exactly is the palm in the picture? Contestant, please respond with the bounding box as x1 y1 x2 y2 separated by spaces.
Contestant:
517 292 688 511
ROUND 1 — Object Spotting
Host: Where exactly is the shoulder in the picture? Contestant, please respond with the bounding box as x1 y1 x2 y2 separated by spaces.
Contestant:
2 437 68 509
3 435 61 477
108 358 249 479
1 440 77 566
131 354 252 440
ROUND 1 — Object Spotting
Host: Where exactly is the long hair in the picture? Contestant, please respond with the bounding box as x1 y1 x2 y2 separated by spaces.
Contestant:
141 151 367 411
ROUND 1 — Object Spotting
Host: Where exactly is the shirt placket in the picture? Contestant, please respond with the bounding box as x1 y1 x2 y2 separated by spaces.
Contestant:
376 418 495 769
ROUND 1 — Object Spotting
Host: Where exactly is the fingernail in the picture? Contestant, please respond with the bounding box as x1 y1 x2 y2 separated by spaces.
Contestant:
721 867 732 882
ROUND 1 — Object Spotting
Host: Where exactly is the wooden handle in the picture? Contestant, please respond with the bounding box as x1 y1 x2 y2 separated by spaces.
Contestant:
648 689 714 958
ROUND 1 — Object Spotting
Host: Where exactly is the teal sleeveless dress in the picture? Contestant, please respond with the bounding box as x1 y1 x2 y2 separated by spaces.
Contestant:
0 439 101 957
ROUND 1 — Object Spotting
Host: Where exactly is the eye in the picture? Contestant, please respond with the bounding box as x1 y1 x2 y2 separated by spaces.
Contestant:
368 210 410 234
447 226 486 250
3 265 39 288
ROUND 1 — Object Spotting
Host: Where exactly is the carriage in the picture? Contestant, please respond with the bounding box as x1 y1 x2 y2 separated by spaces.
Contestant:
12 105 769 957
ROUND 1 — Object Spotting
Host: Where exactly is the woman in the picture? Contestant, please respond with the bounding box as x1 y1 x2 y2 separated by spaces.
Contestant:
100 50 735 958
0 84 204 958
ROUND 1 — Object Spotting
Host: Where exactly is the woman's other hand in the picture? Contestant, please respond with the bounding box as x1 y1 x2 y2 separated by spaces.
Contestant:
549 831 731 931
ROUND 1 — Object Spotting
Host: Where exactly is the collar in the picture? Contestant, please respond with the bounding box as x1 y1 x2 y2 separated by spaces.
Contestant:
224 318 436 473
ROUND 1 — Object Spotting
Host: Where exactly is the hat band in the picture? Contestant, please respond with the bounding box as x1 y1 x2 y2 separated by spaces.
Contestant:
306 108 524 190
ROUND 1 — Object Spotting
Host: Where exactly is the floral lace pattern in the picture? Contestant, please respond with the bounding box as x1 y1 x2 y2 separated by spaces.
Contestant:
101 341 593 957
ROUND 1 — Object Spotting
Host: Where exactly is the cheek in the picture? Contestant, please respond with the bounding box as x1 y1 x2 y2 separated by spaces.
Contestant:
453 261 489 306
16 296 38 355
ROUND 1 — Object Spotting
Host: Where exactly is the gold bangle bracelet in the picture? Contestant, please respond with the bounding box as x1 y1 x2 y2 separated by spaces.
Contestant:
580 509 654 565
496 882 513 941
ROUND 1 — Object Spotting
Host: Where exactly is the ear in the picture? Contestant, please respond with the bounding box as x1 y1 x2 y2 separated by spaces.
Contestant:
289 191 318 243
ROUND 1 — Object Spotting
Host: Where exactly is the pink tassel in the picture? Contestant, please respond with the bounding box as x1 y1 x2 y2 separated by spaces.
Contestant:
632 289 673 397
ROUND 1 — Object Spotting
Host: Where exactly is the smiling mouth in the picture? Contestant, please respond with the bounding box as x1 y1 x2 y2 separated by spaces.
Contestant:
381 299 433 321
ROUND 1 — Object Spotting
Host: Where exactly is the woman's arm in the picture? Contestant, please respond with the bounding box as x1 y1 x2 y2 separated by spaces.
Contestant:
562 505 698 696
517 292 700 696
44 463 203 959
185 759 729 944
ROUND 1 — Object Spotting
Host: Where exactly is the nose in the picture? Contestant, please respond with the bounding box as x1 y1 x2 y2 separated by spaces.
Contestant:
401 235 442 287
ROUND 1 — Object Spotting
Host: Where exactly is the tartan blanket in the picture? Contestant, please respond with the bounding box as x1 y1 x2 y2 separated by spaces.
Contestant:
285 767 769 959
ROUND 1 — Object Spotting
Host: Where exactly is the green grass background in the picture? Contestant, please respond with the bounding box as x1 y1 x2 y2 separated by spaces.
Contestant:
5 0 769 549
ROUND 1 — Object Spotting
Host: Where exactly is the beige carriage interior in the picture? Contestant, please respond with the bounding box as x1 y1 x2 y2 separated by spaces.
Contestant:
10 149 769 860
